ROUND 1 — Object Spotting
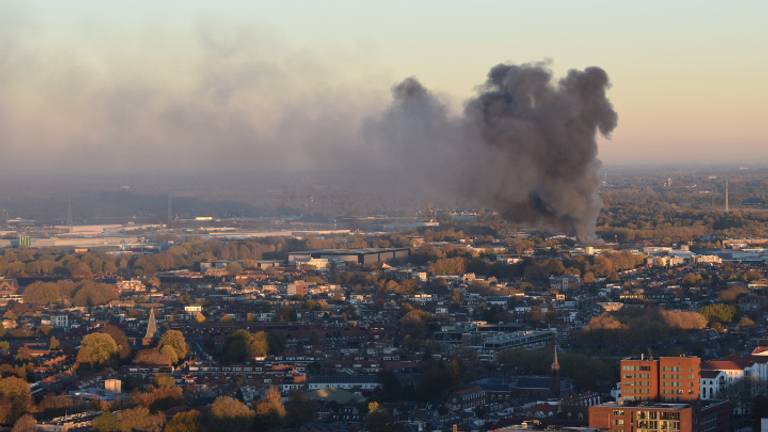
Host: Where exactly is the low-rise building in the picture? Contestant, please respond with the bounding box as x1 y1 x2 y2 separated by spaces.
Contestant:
307 375 380 392
589 400 730 432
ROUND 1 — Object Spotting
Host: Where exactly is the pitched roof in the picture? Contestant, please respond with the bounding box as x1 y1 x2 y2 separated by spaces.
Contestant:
700 370 723 379
701 358 751 371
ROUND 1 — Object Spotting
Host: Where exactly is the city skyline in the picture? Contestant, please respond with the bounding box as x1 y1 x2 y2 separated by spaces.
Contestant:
2 3 768 429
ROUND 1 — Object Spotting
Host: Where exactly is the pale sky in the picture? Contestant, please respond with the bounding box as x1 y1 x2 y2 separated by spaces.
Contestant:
2 0 767 168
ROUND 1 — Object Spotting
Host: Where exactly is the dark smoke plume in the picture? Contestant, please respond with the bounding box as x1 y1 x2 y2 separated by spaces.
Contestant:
0 2 616 237
367 62 617 240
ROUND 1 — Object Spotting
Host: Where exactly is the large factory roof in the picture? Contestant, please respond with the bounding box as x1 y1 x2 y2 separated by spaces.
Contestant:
289 247 408 256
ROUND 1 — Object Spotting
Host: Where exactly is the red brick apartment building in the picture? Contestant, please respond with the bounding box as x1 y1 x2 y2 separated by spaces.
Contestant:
589 401 730 432
621 356 700 402
589 355 730 432
589 402 694 432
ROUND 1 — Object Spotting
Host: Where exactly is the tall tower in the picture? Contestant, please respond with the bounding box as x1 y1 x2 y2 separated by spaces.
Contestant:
167 193 174 226
551 344 561 399
143 308 158 346
724 179 730 213
66 196 73 228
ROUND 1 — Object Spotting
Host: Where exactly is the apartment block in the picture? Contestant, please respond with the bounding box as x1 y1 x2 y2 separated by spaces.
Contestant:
620 356 700 402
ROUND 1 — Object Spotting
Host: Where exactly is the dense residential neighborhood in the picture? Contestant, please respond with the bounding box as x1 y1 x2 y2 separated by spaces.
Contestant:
2 169 768 431
1 0 767 429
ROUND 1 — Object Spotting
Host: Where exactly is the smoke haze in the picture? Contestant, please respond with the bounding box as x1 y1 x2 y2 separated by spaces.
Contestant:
0 2 617 237
0 5 385 174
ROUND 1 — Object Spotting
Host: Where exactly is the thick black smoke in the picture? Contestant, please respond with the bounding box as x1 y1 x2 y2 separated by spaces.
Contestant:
0 3 616 236
367 62 617 240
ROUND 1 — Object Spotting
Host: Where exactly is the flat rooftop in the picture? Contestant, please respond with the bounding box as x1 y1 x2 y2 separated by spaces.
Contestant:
603 401 690 408
289 247 409 255
597 399 728 409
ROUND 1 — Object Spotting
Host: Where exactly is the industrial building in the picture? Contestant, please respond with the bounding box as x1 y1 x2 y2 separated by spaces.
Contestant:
288 247 409 266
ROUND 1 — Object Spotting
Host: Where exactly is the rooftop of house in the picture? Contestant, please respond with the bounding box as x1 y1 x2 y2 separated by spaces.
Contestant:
702 358 754 371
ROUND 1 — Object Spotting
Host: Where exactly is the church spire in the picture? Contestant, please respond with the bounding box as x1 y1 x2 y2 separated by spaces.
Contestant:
143 307 157 345
551 344 561 399
551 344 560 372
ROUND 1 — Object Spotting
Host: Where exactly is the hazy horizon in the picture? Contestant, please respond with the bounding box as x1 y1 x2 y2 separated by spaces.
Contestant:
1 0 766 176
